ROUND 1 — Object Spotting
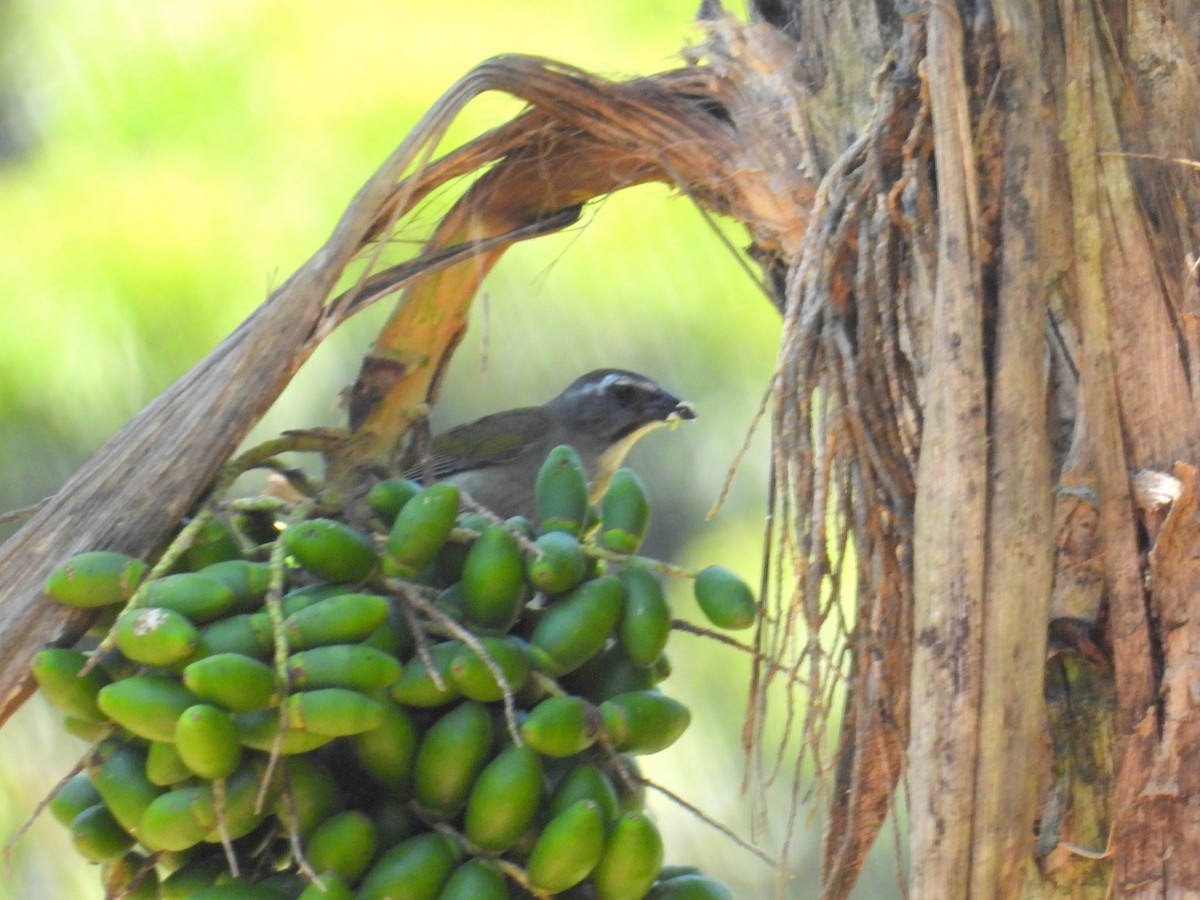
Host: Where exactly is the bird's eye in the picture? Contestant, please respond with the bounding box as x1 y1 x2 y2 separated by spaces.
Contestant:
612 383 639 404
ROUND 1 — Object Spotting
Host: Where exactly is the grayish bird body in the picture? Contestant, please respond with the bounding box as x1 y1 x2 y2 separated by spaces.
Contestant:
412 369 695 518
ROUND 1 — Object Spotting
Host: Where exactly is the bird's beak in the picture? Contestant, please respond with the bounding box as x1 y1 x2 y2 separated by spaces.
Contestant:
666 401 696 428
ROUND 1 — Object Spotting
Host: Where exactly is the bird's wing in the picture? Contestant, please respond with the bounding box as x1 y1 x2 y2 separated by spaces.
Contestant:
405 407 553 480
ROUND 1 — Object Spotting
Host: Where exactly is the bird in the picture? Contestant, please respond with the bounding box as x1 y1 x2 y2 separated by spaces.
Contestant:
408 369 695 519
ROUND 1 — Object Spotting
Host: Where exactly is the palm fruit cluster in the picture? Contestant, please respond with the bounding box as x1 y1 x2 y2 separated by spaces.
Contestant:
34 443 756 899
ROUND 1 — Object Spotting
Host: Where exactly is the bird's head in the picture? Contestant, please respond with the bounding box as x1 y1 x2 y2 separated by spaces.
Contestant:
546 369 695 443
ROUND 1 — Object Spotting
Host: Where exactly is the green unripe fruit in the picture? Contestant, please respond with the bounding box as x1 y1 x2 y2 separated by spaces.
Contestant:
525 531 588 594
186 881 288 898
97 676 196 742
647 874 734 899
449 636 531 702
526 799 606 893
197 559 270 611
282 518 379 583
234 710 335 755
391 640 462 707
101 852 160 900
351 699 419 793
146 741 192 786
520 695 599 757
138 785 215 852
181 516 243 570
140 573 237 623
357 833 461 900
281 582 351 615
693 565 757 630
306 810 378 885
286 644 402 692
198 613 274 660
592 811 665 900
599 468 651 554
438 859 510 899
158 855 231 898
49 773 102 827
535 445 590 536
618 564 670 668
530 576 624 675
562 644 657 703
414 701 494 818
215 759 275 841
297 873 353 899
70 804 135 862
385 483 460 578
283 593 390 649
461 526 526 632
115 607 200 666
279 757 343 838
281 688 384 737
599 691 691 755
365 476 422 524
464 745 544 853
44 551 146 608
30 648 110 722
183 653 278 711
175 704 241 779
550 764 619 824
370 798 418 848
88 741 164 840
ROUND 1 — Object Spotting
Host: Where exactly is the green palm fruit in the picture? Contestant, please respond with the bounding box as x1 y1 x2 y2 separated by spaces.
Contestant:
384 483 460 579
70 804 134 862
361 604 416 660
88 740 164 840
591 811 665 900
175 704 241 779
350 699 419 793
305 810 378 885
158 854 230 898
463 744 544 853
197 559 270 611
234 710 335 755
391 640 462 707
693 565 756 630
280 689 383 737
140 573 238 623
49 773 102 827
186 880 289 898
210 758 274 841
413 701 494 818
530 576 624 675
281 582 351 615
520 695 600 757
365 476 422 524
370 798 418 848
561 644 657 703
646 874 733 899
282 518 379 583
448 636 531 702
437 859 510 899
599 469 651 554
30 648 110 722
535 445 589 536
297 873 354 900
138 785 216 852
182 516 243 570
549 764 619 824
599 691 691 755
357 832 461 900
198 613 274 660
97 676 197 742
146 740 193 787
286 644 401 692
279 756 343 838
461 526 526 632
183 653 278 711
525 531 588 594
115 607 200 666
618 564 670 668
283 593 390 649
100 852 159 900
44 550 146 608
526 799 606 893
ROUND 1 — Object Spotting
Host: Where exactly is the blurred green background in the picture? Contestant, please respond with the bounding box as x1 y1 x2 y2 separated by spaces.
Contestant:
0 2 904 897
